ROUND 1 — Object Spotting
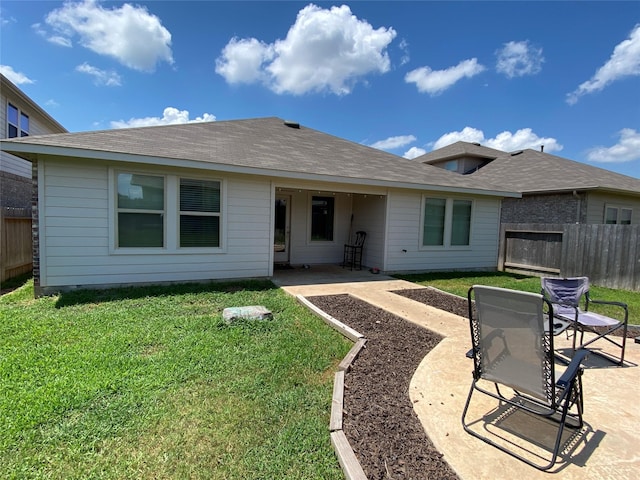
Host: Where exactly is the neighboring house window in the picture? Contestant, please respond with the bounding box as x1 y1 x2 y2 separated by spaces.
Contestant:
605 206 632 225
311 196 334 241
422 197 473 247
117 173 165 247
444 160 458 172
7 103 29 138
179 178 221 247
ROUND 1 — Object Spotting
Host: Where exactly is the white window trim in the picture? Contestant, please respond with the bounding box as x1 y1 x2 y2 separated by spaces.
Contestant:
108 167 226 255
419 196 474 250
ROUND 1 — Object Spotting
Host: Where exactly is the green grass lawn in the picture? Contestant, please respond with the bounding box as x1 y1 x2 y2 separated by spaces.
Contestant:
394 271 639 325
0 279 351 479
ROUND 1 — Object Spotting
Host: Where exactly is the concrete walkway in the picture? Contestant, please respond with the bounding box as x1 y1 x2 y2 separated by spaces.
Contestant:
273 266 640 479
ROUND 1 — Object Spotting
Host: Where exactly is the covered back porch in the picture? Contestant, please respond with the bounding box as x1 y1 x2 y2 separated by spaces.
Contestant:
272 183 387 273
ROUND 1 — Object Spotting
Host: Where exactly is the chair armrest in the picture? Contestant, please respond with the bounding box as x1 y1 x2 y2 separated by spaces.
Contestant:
557 349 589 389
588 298 628 309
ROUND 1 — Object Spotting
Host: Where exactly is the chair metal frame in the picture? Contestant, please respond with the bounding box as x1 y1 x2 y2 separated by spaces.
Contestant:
541 276 628 366
462 285 588 471
342 230 366 270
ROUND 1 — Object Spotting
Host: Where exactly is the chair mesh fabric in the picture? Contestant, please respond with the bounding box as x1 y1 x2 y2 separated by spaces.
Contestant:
473 286 550 402
541 277 589 307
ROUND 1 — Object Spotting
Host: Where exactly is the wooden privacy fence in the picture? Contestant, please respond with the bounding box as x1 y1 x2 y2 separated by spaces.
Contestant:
0 207 32 283
498 223 640 291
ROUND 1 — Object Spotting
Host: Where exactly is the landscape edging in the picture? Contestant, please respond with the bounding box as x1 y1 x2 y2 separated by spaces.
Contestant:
296 294 368 480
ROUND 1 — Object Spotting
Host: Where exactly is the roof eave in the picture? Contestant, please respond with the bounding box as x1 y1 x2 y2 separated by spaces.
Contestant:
1 141 521 198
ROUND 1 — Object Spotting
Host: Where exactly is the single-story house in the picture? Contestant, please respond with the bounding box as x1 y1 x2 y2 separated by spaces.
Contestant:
1 73 67 210
1 117 519 295
418 141 640 225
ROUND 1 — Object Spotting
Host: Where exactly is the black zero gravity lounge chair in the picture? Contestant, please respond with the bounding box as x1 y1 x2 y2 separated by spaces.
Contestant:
541 276 628 366
462 285 589 471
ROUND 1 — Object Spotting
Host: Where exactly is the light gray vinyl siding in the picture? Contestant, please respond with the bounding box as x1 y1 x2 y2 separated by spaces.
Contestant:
585 192 640 224
384 189 501 272
39 157 272 290
351 194 385 269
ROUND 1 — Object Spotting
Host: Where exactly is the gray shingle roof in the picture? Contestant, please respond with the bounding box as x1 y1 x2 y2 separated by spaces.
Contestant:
1 117 518 197
419 141 640 196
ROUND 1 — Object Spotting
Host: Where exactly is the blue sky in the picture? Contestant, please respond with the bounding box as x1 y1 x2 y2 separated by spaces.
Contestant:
1 1 639 178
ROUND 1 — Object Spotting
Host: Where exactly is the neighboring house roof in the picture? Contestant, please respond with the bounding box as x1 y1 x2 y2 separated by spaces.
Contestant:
419 141 640 196
0 73 68 135
1 117 519 198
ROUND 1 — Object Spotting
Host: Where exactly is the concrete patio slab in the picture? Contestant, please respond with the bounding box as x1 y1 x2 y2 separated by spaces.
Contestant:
274 265 640 480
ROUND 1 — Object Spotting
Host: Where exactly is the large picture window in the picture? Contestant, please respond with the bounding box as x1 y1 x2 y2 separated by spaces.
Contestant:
117 173 165 247
179 178 221 247
311 196 334 241
422 197 473 248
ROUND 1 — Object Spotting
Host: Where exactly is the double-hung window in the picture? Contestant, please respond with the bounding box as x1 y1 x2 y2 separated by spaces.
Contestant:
117 173 165 247
8 103 29 138
422 197 473 247
179 178 221 247
605 206 632 225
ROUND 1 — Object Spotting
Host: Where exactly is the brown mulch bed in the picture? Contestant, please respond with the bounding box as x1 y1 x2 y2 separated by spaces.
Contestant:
307 291 463 480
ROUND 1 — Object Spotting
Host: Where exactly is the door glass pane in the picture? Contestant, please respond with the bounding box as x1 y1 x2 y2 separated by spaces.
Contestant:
274 198 287 252
423 198 445 246
451 200 472 245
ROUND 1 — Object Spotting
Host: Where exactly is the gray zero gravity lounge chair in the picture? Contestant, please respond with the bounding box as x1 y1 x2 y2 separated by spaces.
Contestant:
541 276 628 366
462 285 589 471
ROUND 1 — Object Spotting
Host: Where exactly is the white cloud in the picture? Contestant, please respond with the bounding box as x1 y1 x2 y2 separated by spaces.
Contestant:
370 135 416 150
432 127 563 152
110 107 215 129
496 40 544 78
76 62 122 86
403 146 427 159
432 127 485 150
215 4 396 95
215 37 274 84
44 0 173 72
567 24 640 104
1 8 16 26
586 128 640 163
405 58 485 95
0 65 35 85
398 38 410 66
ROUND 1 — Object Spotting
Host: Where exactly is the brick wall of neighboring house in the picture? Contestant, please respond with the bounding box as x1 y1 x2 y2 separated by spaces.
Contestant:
500 192 587 224
31 159 40 291
0 171 32 209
